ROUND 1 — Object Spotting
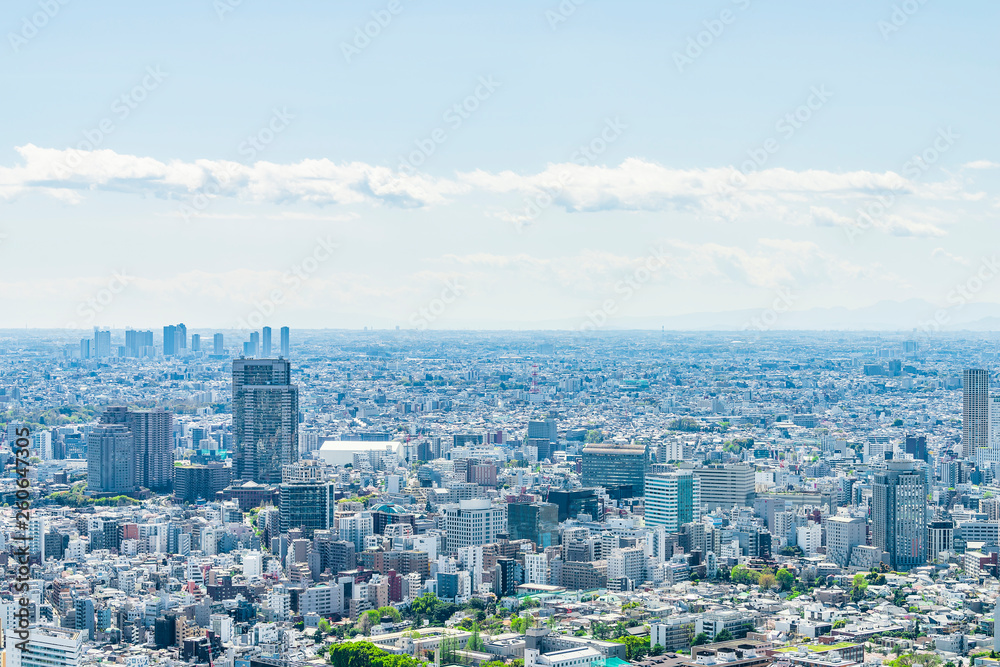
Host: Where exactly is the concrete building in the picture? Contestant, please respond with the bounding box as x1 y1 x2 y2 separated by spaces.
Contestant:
825 515 867 567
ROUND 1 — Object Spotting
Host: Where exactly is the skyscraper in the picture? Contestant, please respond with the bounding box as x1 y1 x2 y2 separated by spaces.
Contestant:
279 460 337 537
93 330 111 358
825 514 866 567
692 464 756 510
644 471 701 532
963 368 989 459
280 326 290 358
872 457 927 570
101 407 174 492
507 502 560 548
214 333 224 356
581 441 649 497
249 331 260 358
191 333 201 352
87 424 136 495
163 325 178 356
262 326 272 357
125 329 153 357
232 358 299 484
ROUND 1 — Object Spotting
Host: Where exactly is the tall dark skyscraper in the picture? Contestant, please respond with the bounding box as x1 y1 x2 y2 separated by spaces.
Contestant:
233 358 299 484
280 326 290 358
963 369 989 459
872 457 927 571
87 424 135 495
262 326 272 357
102 407 174 492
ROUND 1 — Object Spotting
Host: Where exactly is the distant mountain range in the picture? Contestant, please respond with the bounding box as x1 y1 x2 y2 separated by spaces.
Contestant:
410 299 1000 331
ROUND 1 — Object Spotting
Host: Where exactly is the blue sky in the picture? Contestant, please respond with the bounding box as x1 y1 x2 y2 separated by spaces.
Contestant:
2 0 999 330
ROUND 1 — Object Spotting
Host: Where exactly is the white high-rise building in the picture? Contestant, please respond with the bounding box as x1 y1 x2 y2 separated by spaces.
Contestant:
825 515 866 567
28 516 47 561
244 552 262 579
457 545 484 590
607 547 645 584
524 553 549 585
6 626 84 667
444 499 507 551
964 369 990 459
338 513 373 551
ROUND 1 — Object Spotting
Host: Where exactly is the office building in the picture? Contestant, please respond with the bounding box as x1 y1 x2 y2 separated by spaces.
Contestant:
249 331 260 358
94 330 111 358
280 326 290 357
692 465 756 510
928 519 954 562
214 333 224 356
644 471 701 532
174 463 231 503
86 425 135 495
232 358 299 484
191 333 201 352
825 514 866 567
872 458 928 570
125 329 154 357
73 598 94 641
964 368 990 459
262 326 272 357
581 441 649 497
6 626 84 667
524 553 549 585
905 434 928 462
279 460 337 537
444 499 507 551
101 407 174 492
508 502 560 548
546 488 600 522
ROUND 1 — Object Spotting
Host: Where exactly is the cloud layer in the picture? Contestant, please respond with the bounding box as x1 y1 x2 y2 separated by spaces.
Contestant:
1 144 990 238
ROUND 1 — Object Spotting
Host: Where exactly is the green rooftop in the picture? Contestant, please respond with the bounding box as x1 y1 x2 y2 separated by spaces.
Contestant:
775 643 858 654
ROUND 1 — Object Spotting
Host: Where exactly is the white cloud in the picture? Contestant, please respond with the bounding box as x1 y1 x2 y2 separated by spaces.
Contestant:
0 145 987 240
963 160 1000 169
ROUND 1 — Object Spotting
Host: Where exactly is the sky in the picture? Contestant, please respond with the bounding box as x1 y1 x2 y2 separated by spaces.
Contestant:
1 0 999 331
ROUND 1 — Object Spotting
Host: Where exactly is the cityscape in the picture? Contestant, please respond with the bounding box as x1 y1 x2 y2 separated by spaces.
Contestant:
1 327 1000 667
4 2 1000 667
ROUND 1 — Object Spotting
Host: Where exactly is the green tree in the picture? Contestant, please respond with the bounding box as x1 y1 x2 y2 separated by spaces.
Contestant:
318 618 332 634
378 606 402 623
714 629 733 643
692 633 709 646
466 623 485 652
775 568 795 591
651 644 665 657
850 573 868 602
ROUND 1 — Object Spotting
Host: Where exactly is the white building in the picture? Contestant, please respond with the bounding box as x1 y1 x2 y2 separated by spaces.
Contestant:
525 647 601 667
524 553 549 585
796 523 822 557
6 626 84 667
444 499 507 551
607 547 645 585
